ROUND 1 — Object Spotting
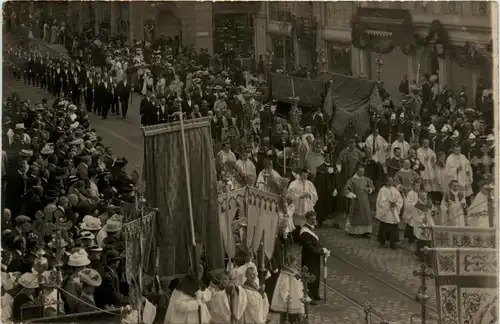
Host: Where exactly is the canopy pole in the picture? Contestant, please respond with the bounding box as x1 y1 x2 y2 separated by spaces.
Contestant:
178 92 202 324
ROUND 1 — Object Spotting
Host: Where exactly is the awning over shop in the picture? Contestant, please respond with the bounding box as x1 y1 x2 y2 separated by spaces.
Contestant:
351 8 414 48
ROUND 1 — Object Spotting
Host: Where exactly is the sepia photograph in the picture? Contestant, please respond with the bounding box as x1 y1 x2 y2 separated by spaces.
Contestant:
1 1 497 323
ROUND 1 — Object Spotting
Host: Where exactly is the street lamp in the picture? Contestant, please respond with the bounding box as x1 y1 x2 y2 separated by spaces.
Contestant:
375 55 384 81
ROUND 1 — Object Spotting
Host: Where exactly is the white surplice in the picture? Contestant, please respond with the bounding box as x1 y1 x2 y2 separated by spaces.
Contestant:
207 285 247 324
376 186 403 224
466 191 493 228
391 140 410 159
270 267 304 314
217 149 237 167
164 289 212 324
417 147 436 191
256 169 282 193
365 134 389 164
440 190 466 227
445 153 473 197
235 159 256 189
287 179 318 226
402 189 419 228
242 282 269 324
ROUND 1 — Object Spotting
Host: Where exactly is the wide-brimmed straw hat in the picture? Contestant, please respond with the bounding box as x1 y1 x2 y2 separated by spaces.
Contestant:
78 268 102 287
67 249 91 267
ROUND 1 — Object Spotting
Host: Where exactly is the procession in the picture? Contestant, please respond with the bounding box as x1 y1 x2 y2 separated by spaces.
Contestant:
1 2 498 324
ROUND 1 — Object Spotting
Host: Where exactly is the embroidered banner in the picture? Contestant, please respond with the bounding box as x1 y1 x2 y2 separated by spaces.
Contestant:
432 247 498 324
123 211 156 284
430 226 496 248
218 187 281 258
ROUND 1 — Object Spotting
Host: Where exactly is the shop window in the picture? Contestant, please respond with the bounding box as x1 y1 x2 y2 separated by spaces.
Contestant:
472 1 489 16
269 2 292 22
272 36 293 71
442 2 463 15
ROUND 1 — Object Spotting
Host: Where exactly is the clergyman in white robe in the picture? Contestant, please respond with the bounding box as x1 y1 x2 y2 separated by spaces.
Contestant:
242 272 269 324
375 180 403 248
466 183 494 228
416 143 436 192
164 287 212 324
234 157 256 189
445 150 473 197
287 177 318 227
365 132 388 164
440 187 466 227
207 283 247 324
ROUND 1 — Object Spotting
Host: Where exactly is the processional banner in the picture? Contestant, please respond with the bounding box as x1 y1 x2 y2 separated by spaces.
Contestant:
218 187 281 260
430 226 496 249
123 210 156 283
432 247 498 324
142 119 224 280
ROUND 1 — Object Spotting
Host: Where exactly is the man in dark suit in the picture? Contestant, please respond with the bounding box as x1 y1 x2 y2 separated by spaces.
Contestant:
116 78 131 118
398 74 409 95
84 69 95 113
69 70 81 106
53 62 63 97
157 96 168 124
62 62 70 97
95 250 129 309
300 211 329 304
140 91 156 126
110 77 119 116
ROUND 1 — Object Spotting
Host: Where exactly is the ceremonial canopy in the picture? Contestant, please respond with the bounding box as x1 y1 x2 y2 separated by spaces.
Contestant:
269 72 382 135
142 118 224 279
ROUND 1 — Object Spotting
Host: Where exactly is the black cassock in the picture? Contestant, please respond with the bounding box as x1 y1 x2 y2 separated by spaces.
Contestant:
313 163 337 226
300 225 324 299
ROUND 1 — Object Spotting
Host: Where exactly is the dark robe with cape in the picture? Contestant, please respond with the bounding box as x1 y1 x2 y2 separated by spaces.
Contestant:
313 162 337 225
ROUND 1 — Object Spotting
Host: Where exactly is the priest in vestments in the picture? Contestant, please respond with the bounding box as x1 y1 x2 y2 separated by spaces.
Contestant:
335 139 364 215
207 271 248 324
313 157 337 227
242 267 269 324
445 144 473 197
364 128 389 166
343 163 375 237
305 141 325 181
440 179 467 227
256 156 282 194
234 146 257 189
164 265 212 324
287 168 318 228
417 139 437 192
299 211 329 303
466 180 494 228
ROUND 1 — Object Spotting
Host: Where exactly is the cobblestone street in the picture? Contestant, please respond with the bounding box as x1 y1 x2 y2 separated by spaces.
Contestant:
3 63 438 324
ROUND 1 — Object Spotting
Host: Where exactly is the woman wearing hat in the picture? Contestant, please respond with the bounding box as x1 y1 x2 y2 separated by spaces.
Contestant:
75 268 102 313
12 272 39 322
64 249 92 313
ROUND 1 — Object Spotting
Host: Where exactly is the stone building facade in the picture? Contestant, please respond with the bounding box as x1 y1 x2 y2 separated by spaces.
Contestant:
40 1 493 105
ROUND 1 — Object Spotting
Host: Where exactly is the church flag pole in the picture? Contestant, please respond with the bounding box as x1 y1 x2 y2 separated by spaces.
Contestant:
178 88 202 324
